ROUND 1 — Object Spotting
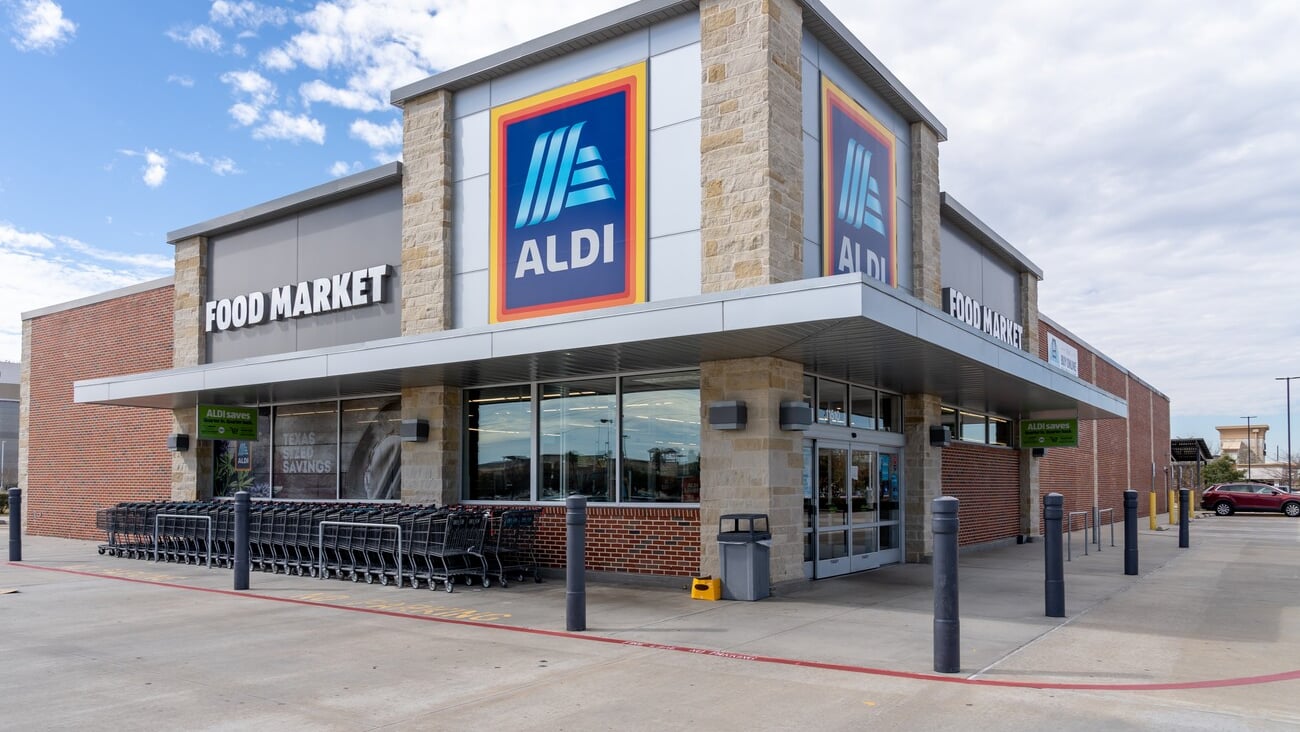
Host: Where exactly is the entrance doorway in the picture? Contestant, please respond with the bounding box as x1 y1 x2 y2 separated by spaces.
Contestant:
803 440 902 577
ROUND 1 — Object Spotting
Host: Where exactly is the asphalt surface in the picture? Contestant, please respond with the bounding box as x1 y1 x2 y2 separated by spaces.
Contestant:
1 512 1298 730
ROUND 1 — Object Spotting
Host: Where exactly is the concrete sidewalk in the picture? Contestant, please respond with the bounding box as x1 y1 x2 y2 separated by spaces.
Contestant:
2 514 1298 730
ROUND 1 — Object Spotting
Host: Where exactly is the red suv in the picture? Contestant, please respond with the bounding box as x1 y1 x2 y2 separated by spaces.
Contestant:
1202 482 1300 517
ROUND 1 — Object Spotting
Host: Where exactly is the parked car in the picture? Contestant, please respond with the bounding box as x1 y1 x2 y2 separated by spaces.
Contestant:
1202 482 1300 517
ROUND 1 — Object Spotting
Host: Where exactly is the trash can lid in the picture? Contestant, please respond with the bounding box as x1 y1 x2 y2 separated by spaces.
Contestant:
718 530 772 542
718 513 769 535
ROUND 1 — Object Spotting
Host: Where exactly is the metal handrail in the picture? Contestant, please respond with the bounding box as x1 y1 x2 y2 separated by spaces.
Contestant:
1097 507 1115 549
154 514 213 568
1066 510 1090 561
317 520 402 585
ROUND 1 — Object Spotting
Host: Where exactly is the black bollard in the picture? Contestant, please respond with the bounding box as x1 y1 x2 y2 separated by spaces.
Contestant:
7 488 21 562
1178 488 1190 549
1044 493 1065 617
1123 489 1138 576
932 496 960 673
566 495 587 632
233 491 250 590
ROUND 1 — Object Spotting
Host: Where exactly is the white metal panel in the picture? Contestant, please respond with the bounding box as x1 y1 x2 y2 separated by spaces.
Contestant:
327 333 493 374
452 82 490 119
454 270 490 330
453 109 490 181
649 42 701 130
649 230 701 301
861 281 920 334
453 176 490 274
721 285 860 331
489 30 650 107
491 301 724 357
648 120 701 238
649 10 699 54
203 357 329 391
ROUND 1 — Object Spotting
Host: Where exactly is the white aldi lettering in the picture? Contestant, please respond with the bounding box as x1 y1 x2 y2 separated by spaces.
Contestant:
942 287 1024 349
204 265 391 333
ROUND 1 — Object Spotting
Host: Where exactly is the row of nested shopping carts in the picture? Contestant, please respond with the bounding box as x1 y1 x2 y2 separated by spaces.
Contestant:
95 501 544 592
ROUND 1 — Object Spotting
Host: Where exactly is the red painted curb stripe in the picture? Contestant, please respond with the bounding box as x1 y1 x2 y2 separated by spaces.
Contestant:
12 562 1300 691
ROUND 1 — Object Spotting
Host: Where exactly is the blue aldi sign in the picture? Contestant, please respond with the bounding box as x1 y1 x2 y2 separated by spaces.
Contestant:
490 63 647 322
821 75 897 286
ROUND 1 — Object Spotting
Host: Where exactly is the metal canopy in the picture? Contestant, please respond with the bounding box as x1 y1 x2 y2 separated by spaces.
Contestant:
75 274 1126 421
1170 438 1212 462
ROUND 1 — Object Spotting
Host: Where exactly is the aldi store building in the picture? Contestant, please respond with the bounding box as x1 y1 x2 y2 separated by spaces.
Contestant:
19 0 1170 584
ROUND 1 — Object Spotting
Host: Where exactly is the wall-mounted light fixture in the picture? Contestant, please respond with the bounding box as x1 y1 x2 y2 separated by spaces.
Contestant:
779 401 813 431
1031 447 1046 458
708 401 747 431
167 434 190 452
400 419 430 443
929 425 951 447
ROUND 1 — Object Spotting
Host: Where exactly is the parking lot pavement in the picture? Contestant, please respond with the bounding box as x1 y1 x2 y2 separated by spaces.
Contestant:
2 514 1299 730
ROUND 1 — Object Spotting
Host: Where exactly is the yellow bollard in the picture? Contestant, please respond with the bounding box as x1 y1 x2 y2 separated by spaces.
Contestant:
1149 491 1158 530
1168 489 1176 525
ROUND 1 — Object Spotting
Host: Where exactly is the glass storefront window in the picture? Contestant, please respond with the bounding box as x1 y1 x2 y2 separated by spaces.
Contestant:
213 406 272 498
941 407 958 440
465 385 532 501
818 379 848 426
878 393 900 432
539 379 616 502
339 397 402 500
273 401 339 500
849 387 876 430
622 372 700 503
990 418 1012 446
960 412 987 443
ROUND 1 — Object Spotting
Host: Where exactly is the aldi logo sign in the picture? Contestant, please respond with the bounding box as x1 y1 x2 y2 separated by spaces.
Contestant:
490 63 647 323
821 75 897 286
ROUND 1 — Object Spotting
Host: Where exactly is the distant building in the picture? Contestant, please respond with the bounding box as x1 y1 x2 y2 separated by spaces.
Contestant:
1217 423 1288 484
0 361 17 488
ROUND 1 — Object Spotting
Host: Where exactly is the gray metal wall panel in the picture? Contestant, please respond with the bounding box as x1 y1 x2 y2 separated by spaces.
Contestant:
453 81 491 119
801 24 819 64
454 270 489 329
649 43 700 129
802 239 820 280
802 131 820 247
649 119 700 239
980 252 1017 318
895 198 913 294
488 29 650 107
453 110 490 181
940 220 1019 320
801 56 819 136
648 10 699 54
207 186 401 362
649 230 701 301
453 176 490 274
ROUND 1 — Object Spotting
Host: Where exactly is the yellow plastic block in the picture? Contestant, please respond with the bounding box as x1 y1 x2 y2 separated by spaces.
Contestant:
691 576 721 601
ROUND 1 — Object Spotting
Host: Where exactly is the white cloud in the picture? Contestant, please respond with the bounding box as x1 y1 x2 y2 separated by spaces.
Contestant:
229 102 260 126
173 150 242 176
142 151 167 188
329 160 363 177
220 69 276 127
253 110 326 144
167 74 195 87
300 79 386 112
349 118 402 150
210 1 288 30
0 222 55 250
9 0 75 52
166 24 223 53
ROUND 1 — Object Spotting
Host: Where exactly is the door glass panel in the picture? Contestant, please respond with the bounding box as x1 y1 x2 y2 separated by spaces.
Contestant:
852 528 877 555
879 523 900 552
879 452 901 522
850 450 875 524
803 442 815 529
818 446 848 526
818 531 849 561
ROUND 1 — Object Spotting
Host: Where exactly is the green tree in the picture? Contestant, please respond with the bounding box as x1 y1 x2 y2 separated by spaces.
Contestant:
1200 455 1245 487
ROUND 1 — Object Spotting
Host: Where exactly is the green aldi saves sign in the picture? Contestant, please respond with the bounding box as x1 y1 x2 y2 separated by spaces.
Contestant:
198 405 258 441
1020 418 1078 447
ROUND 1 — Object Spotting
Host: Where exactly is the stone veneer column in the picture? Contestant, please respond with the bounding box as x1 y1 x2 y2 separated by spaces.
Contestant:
1019 449 1041 539
903 393 943 562
910 123 942 307
399 89 459 506
1019 272 1040 356
699 357 804 583
172 236 209 500
699 0 803 292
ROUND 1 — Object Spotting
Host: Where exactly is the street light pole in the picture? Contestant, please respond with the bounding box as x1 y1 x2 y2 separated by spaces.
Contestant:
1241 415 1257 480
1277 377 1299 489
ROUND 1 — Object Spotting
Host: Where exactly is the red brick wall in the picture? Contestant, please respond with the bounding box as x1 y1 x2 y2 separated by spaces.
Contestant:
941 442 1020 546
491 504 701 576
25 285 175 540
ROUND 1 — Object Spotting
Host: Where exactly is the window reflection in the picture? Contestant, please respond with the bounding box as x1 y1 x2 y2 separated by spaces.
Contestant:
539 379 616 502
465 385 531 501
622 372 700 503
340 397 402 500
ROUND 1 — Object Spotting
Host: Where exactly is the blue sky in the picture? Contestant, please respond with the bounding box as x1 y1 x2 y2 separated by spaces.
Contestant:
2 0 1300 455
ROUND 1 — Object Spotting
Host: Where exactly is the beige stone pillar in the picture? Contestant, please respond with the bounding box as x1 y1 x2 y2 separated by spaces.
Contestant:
401 89 454 335
910 123 942 307
1020 448 1041 538
699 357 804 582
1019 272 1040 356
699 0 803 293
172 236 208 499
903 393 943 561
399 89 458 504
401 385 461 507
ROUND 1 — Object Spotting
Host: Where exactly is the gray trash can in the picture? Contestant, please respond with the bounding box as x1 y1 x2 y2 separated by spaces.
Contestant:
717 513 771 601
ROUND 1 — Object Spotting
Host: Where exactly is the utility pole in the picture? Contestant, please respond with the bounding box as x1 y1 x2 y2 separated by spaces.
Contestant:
1277 377 1298 489
1241 415 1257 480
